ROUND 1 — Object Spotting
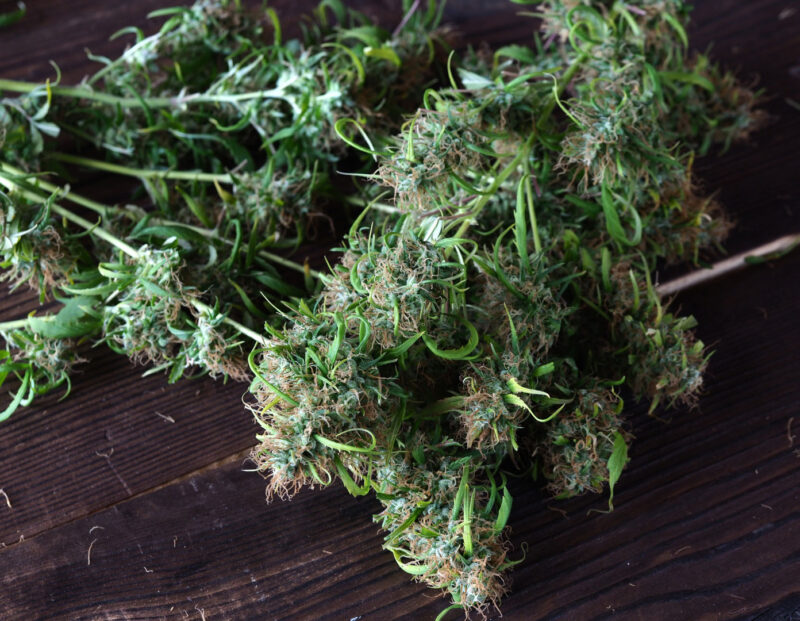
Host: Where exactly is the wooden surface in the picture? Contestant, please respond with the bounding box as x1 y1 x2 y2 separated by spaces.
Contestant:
1 1 799 619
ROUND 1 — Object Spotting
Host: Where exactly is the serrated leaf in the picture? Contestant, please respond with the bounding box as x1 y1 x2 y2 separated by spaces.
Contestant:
28 297 100 339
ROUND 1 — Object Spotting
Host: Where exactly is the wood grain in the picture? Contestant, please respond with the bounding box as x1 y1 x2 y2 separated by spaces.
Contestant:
1 1 799 619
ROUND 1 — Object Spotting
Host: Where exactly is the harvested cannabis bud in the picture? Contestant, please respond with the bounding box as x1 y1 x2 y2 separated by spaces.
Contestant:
0 0 765 616
0 0 447 416
248 0 763 614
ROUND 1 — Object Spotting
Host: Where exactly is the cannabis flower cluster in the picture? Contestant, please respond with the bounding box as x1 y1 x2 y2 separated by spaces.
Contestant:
247 0 762 614
0 0 764 615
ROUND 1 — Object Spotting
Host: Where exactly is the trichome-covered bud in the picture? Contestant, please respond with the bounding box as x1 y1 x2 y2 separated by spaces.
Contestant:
101 245 189 371
0 327 86 419
0 189 79 298
540 386 626 498
249 309 396 500
0 92 59 171
374 448 511 613
323 230 463 349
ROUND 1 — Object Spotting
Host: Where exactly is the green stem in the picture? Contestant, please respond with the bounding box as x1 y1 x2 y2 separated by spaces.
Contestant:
0 162 112 218
451 133 537 244
0 318 31 332
0 78 289 110
523 162 542 254
0 174 139 258
191 299 267 346
50 153 233 184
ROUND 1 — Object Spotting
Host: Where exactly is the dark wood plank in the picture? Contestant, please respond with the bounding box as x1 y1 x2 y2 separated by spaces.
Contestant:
2 244 798 620
0 344 255 545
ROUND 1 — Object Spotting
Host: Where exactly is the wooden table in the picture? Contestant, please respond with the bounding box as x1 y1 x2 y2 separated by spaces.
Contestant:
1 1 799 619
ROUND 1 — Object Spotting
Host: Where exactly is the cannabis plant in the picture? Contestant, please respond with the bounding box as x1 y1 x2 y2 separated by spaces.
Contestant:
248 0 763 615
0 0 766 616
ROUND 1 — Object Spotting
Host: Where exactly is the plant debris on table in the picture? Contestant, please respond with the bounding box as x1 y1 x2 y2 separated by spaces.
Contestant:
0 0 763 616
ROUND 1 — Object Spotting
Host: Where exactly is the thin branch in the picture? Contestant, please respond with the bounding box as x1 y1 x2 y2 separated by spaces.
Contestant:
657 233 800 296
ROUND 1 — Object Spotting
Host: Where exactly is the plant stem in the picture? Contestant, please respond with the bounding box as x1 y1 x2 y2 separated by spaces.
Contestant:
523 160 542 254
50 153 233 184
656 233 800 296
0 174 139 258
0 318 32 332
0 78 290 110
191 299 267 346
526 176 542 254
0 162 111 218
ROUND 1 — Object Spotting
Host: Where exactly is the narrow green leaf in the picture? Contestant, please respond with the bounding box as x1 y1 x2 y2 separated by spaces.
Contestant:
601 183 642 246
663 12 688 47
335 457 370 496
494 486 513 533
385 506 424 543
660 70 714 92
390 549 429 575
607 432 629 510
0 367 30 421
382 331 424 359
601 246 612 291
493 44 536 66
175 186 212 228
507 376 550 397
364 45 401 67
314 430 375 454
451 466 470 522
422 317 479 361
515 176 530 274
327 311 346 366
